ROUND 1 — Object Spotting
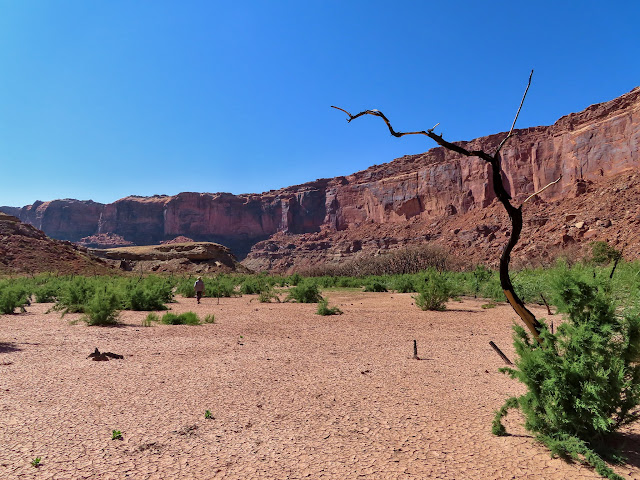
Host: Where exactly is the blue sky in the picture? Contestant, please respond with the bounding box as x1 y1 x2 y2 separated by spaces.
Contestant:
1 0 638 206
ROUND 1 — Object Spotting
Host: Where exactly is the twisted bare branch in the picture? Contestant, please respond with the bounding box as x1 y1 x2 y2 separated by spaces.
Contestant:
330 106 494 162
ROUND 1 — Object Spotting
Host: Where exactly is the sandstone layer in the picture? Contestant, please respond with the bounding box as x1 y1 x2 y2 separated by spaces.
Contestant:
2 87 639 271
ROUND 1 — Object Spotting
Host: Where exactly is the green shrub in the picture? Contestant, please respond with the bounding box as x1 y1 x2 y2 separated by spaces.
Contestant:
175 277 197 298
0 283 30 314
285 282 322 303
240 276 268 295
161 311 201 325
392 275 417 293
258 287 280 303
121 278 171 311
335 276 364 288
363 280 388 292
54 277 95 315
207 276 238 298
142 312 160 327
493 272 640 480
33 281 62 303
203 314 215 324
413 269 452 311
316 298 343 316
314 276 338 288
590 241 623 265
472 265 492 298
82 288 120 326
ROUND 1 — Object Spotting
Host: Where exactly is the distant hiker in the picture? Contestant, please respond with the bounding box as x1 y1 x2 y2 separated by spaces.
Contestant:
194 277 205 304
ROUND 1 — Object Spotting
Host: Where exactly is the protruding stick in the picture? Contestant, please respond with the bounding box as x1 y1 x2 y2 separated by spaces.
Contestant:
489 341 513 365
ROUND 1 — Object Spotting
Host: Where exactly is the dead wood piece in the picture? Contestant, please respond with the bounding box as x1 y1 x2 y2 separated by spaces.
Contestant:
104 352 124 359
87 347 123 361
489 341 513 366
540 294 553 315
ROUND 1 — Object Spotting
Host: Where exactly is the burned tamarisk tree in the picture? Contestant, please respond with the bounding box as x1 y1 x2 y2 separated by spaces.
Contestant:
333 71 554 340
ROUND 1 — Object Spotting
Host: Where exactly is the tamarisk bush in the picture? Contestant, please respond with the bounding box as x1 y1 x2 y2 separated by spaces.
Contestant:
0 281 30 314
413 269 452 311
493 272 640 480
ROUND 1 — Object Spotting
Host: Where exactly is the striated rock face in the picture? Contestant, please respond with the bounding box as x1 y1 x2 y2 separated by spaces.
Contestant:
4 199 105 241
1 86 639 269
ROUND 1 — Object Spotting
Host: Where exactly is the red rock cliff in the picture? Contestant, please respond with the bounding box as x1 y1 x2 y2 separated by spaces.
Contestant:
2 87 638 266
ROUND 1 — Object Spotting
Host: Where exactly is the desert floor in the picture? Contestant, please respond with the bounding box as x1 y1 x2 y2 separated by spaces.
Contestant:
2 292 640 480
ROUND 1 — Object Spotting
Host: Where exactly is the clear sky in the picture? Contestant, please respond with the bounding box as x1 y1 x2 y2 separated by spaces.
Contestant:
1 0 638 207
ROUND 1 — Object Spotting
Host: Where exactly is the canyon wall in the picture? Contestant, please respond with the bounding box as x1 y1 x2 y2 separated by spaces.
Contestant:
2 86 638 267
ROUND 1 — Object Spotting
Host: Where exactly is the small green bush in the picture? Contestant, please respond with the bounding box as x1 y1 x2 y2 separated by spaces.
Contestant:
493 272 640 480
121 276 173 311
54 277 95 315
175 278 197 298
285 282 322 303
82 288 120 326
391 275 416 293
258 287 280 303
413 269 452 311
161 311 201 325
142 312 160 327
472 264 492 298
123 285 169 311
590 241 623 265
207 276 238 298
34 281 62 303
203 314 215 324
316 298 343 316
240 276 268 295
363 281 388 292
0 283 30 314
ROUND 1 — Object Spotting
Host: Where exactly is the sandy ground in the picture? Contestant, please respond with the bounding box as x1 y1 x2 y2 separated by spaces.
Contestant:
2 292 640 480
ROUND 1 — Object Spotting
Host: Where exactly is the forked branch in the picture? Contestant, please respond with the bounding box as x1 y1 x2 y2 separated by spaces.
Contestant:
495 70 534 155
522 176 562 205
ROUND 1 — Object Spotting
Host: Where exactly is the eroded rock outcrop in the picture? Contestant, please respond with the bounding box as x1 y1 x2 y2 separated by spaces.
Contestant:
89 242 247 274
0 212 113 275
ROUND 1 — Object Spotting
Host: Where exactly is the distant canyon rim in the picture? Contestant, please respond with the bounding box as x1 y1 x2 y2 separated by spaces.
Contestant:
2 86 639 273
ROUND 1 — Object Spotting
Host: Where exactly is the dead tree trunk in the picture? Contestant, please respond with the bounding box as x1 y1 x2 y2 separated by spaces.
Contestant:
333 71 556 341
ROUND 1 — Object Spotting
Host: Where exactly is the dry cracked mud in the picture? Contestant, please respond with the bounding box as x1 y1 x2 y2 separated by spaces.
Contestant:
2 292 640 479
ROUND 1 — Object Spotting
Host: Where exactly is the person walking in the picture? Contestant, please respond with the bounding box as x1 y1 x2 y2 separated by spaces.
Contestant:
194 276 205 304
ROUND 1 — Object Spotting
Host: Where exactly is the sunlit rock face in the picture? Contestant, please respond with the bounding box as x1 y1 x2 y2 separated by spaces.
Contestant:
2 87 639 266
